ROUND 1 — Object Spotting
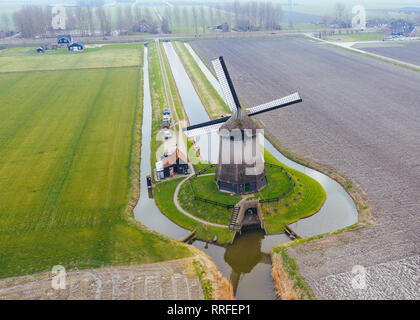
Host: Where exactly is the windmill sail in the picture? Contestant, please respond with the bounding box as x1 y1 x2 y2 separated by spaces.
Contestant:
212 57 241 113
247 92 302 116
183 116 230 138
183 57 302 138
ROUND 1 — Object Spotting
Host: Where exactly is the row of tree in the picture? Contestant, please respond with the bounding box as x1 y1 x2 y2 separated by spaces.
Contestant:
3 5 162 38
224 1 284 31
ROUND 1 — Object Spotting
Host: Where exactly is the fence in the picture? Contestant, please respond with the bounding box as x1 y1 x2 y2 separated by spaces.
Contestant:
187 164 234 209
187 162 296 207
259 163 296 204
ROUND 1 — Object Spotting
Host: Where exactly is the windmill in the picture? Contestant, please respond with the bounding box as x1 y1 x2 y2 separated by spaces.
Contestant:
183 56 302 194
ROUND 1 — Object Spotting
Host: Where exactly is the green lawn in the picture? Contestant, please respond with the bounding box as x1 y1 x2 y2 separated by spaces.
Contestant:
0 44 142 73
0 46 192 279
154 178 235 243
326 32 386 42
178 175 241 225
260 151 326 234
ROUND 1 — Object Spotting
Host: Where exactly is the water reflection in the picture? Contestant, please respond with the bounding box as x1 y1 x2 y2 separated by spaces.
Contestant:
224 230 271 295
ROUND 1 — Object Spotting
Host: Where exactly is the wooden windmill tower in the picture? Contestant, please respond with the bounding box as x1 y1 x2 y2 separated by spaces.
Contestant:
184 56 302 194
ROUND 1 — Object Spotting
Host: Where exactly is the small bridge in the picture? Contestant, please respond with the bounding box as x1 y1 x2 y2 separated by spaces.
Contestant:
229 200 266 233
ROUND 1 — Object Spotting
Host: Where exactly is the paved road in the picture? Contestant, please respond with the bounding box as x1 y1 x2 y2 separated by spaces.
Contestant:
192 37 420 299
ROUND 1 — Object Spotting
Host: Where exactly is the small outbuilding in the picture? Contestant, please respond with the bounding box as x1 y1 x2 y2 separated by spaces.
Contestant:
68 42 84 52
155 148 188 179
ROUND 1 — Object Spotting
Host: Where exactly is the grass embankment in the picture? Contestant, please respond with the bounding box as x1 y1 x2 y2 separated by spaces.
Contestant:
172 41 230 119
0 45 193 279
0 44 143 73
177 149 326 232
148 42 167 169
179 175 241 225
259 151 326 234
270 246 315 300
159 42 187 124
154 178 235 243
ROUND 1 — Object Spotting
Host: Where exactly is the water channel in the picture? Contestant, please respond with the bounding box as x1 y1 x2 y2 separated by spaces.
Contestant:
134 44 357 299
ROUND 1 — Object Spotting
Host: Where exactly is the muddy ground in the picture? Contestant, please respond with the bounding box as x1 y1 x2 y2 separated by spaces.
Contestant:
191 37 419 299
354 41 420 66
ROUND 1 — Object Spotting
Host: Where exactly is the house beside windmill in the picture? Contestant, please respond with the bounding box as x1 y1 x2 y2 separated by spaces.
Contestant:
57 35 72 48
155 148 189 180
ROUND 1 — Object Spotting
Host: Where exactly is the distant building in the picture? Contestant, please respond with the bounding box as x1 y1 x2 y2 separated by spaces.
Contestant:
68 42 84 52
137 19 153 33
57 35 72 48
209 22 230 32
389 19 414 36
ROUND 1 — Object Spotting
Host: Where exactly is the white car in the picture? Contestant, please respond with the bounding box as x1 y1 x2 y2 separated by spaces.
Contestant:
164 130 172 140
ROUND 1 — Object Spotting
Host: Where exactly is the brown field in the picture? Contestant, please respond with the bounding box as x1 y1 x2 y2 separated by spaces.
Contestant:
0 258 203 300
354 41 420 66
191 37 420 299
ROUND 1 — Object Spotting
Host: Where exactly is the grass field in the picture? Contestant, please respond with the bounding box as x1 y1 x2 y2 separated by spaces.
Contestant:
0 44 142 73
0 44 192 279
326 32 386 42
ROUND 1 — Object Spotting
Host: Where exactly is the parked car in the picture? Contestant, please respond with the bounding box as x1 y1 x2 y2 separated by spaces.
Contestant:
164 130 172 140
163 108 170 115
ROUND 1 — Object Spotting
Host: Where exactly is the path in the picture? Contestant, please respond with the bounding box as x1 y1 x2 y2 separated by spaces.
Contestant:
173 174 229 229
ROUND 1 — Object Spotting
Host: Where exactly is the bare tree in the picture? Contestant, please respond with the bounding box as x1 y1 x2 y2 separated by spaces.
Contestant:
191 6 198 34
96 6 111 36
87 6 95 35
116 5 124 34
124 5 133 32
199 6 207 33
133 5 142 25
173 5 180 28
233 0 240 27
182 7 189 32
1 13 10 31
334 2 349 27
208 6 214 26
161 16 171 34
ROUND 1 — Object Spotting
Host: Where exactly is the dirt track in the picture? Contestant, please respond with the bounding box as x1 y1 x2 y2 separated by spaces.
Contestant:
192 37 420 299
